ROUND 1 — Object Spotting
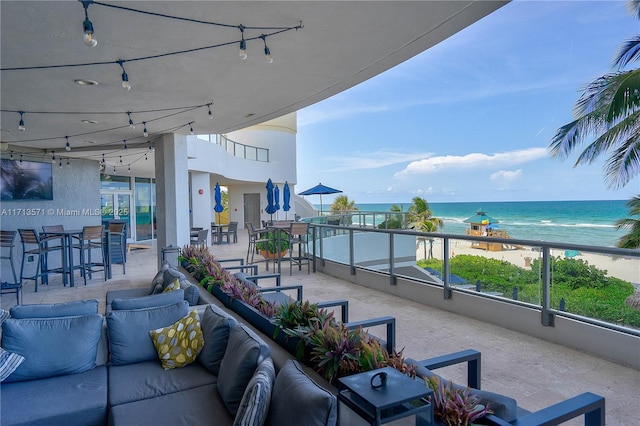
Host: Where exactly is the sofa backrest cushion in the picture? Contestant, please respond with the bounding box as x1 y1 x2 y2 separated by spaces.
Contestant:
9 299 99 318
111 289 185 310
106 301 189 366
265 359 337 426
217 324 271 415
199 305 237 375
233 357 275 426
1 314 103 382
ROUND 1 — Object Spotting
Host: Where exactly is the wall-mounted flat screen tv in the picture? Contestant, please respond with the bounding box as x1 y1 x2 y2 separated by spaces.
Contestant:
1 159 53 200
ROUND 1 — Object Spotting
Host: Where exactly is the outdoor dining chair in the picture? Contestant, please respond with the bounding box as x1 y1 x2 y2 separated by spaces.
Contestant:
246 222 270 264
77 225 107 284
220 221 238 244
287 222 310 275
108 221 127 274
18 228 65 292
1 230 21 304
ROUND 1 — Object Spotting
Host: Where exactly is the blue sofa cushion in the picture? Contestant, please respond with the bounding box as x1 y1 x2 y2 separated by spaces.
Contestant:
9 299 99 318
165 267 200 306
108 383 232 426
265 359 337 426
0 365 107 426
111 289 185 310
217 324 271 415
149 261 170 294
1 314 103 383
106 288 149 306
106 301 189 366
233 357 275 426
108 360 216 407
199 305 237 375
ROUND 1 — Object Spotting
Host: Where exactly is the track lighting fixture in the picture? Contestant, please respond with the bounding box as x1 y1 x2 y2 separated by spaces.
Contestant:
65 136 71 151
117 60 131 90
18 111 25 131
239 25 247 60
127 112 135 129
143 122 148 137
81 1 97 47
260 35 273 63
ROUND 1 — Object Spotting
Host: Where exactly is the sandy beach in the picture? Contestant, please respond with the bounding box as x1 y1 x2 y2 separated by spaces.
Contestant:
417 239 639 285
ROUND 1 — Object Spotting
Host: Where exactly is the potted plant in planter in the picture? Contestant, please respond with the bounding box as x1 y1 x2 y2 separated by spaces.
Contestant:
425 376 492 426
255 230 290 259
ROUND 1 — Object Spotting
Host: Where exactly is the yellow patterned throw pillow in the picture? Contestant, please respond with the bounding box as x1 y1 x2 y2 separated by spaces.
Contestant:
163 278 181 293
149 310 204 369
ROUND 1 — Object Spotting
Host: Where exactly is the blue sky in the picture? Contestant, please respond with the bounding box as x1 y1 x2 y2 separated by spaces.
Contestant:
296 0 640 205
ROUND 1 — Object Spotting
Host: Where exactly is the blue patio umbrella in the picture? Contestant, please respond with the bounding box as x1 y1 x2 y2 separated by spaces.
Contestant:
298 182 342 216
214 182 224 224
265 179 277 220
274 185 281 219
283 181 291 219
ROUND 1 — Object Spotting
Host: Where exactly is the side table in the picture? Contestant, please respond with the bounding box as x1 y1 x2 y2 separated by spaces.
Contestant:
338 367 434 425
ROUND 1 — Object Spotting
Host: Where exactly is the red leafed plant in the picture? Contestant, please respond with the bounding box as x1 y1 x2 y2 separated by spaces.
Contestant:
425 376 492 426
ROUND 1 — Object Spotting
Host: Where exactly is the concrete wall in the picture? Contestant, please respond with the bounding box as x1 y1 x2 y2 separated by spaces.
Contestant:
316 260 640 370
1 158 101 282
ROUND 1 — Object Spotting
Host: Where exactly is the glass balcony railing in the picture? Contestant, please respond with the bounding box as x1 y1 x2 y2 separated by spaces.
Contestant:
196 134 269 162
306 218 640 336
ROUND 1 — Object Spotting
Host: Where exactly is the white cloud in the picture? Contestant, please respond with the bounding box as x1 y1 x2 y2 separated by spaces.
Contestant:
324 150 434 172
490 169 523 182
395 147 547 176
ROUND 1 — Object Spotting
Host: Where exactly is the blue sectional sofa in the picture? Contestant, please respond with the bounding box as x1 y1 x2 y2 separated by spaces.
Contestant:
0 293 338 426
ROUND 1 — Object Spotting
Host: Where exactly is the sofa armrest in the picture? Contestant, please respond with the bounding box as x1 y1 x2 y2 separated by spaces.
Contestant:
346 316 395 353
258 285 303 302
224 264 259 275
413 349 481 389
218 258 245 266
317 299 349 323
246 273 281 287
482 392 605 426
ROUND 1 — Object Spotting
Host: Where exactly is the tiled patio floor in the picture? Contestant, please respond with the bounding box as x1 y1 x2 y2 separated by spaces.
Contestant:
3 232 638 425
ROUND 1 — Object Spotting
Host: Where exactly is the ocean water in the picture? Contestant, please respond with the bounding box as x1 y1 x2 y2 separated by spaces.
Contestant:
323 200 631 248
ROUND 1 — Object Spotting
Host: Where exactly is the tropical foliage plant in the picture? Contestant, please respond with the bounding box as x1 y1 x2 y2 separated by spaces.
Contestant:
330 195 358 214
255 230 290 254
408 197 444 232
425 376 492 426
549 0 639 247
615 195 640 248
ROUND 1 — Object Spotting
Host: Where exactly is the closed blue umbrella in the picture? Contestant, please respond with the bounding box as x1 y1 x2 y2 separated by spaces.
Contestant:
274 185 280 219
265 179 277 220
214 183 224 224
283 182 291 219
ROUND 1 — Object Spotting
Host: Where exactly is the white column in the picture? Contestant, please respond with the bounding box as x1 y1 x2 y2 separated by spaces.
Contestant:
190 171 212 231
155 133 190 266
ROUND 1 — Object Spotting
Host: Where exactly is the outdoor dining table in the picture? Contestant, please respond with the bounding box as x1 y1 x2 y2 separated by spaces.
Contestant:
211 224 229 245
266 221 292 274
42 229 112 287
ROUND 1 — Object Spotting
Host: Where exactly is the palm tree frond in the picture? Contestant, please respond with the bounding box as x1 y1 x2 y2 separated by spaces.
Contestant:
613 36 640 68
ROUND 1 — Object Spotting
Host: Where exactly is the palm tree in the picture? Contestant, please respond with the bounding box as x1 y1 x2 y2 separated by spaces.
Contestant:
330 195 358 214
407 196 444 232
615 196 640 248
550 0 640 248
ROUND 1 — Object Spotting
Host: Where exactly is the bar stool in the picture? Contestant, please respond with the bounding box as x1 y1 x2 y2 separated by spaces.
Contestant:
288 222 310 275
18 228 64 292
1 230 21 304
108 221 127 274
78 225 107 284
246 222 269 264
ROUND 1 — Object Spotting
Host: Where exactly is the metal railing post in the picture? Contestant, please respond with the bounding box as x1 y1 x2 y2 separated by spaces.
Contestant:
312 226 317 273
443 237 452 299
541 246 554 326
349 229 355 275
389 233 396 285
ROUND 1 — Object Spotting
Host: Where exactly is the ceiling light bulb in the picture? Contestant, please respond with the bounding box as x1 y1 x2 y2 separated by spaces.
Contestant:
83 31 97 47
121 71 131 90
123 140 128 150
67 158 71 168
65 137 71 151
82 0 97 48
18 111 26 131
264 46 273 64
208 106 213 120
59 159 63 168
127 113 135 129
239 39 247 60
143 122 148 137
51 151 56 163
101 154 105 164
127 164 131 173
190 124 194 135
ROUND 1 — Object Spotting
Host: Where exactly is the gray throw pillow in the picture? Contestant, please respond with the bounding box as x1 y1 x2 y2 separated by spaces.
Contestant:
233 358 275 426
217 324 271 415
111 289 185 310
106 301 189 366
1 314 103 383
265 359 337 426
198 305 237 375
149 261 170 294
9 299 99 318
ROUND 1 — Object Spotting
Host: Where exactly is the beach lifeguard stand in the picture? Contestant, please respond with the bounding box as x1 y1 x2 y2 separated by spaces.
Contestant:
464 211 505 251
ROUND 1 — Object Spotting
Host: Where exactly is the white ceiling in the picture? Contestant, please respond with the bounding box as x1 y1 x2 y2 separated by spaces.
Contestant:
1 1 507 176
